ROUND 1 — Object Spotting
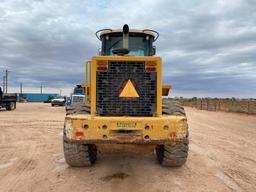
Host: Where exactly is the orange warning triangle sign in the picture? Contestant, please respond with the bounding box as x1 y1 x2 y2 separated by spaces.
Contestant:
119 80 139 98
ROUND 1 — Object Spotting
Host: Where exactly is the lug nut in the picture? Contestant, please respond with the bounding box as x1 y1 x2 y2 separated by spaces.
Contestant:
84 124 89 129
102 125 108 129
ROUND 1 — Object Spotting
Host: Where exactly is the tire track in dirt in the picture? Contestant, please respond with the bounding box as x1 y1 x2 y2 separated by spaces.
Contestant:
0 103 255 192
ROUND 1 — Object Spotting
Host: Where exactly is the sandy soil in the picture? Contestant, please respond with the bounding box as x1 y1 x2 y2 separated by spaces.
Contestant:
0 103 255 192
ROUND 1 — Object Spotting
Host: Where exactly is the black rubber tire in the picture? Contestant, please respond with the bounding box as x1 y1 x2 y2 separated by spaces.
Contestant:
6 102 15 111
156 99 189 167
63 135 97 167
64 102 96 166
66 103 90 115
162 99 186 116
156 133 189 167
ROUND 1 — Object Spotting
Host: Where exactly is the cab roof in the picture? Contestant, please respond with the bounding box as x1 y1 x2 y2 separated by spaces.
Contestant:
96 28 159 41
100 29 155 37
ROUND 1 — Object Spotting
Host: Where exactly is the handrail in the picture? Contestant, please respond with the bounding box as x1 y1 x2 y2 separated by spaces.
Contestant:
142 29 159 41
95 29 112 40
85 61 91 102
85 61 90 85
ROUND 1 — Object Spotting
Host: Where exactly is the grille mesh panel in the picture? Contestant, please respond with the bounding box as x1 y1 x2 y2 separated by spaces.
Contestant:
96 61 156 116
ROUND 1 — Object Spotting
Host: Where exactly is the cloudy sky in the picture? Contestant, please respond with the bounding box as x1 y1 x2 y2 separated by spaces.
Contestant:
0 0 256 97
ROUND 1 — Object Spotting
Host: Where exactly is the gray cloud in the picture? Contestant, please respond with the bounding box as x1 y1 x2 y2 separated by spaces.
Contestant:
0 0 256 97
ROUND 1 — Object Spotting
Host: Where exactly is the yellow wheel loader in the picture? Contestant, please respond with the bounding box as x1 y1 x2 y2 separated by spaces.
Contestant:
63 25 189 167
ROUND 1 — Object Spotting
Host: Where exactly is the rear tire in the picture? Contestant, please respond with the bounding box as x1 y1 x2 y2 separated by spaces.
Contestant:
156 133 189 167
63 135 97 167
156 99 189 167
64 102 96 166
6 102 15 111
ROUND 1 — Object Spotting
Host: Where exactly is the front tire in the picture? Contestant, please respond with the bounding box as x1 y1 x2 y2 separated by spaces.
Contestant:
66 103 90 115
156 99 189 167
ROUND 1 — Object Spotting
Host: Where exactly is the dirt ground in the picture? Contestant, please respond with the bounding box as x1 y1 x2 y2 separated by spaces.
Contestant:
0 103 255 192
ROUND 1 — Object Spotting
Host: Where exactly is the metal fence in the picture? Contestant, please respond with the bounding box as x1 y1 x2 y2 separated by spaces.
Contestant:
178 98 256 115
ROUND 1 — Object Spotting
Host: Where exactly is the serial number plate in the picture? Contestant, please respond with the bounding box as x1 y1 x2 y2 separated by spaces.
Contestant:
116 122 137 128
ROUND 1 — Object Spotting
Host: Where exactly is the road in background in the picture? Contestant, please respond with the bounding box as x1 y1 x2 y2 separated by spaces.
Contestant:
0 103 255 192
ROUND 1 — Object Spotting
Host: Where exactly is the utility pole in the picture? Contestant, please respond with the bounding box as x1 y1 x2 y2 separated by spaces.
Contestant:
2 76 5 93
5 70 9 93
20 83 23 94
40 84 43 94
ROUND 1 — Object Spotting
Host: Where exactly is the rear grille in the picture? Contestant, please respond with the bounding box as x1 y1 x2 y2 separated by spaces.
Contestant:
96 61 156 116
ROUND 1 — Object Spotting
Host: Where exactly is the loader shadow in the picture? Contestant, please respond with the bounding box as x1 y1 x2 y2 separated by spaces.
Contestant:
56 152 190 192
59 144 190 185
66 151 184 174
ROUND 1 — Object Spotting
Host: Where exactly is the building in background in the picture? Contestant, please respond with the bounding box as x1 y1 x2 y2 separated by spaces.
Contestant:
18 93 58 102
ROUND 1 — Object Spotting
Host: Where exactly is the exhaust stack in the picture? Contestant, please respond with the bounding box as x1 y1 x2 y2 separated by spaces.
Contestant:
123 24 129 49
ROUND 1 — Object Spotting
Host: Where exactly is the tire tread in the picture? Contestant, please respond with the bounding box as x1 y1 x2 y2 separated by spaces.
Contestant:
156 99 189 167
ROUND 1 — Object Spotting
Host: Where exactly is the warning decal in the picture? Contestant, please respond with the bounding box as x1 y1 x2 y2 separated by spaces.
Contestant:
119 80 139 98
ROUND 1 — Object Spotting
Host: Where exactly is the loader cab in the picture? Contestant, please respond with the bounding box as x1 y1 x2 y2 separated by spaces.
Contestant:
96 25 159 56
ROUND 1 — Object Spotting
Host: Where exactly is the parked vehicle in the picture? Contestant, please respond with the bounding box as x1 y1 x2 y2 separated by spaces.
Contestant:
51 96 66 106
0 87 17 111
65 85 85 112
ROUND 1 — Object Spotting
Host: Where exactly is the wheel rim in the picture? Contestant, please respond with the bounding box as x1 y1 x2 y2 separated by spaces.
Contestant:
11 102 15 109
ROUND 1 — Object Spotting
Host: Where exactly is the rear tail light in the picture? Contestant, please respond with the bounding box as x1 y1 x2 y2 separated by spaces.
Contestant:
168 132 176 140
75 131 84 137
97 65 108 71
145 62 156 72
97 61 108 72
146 66 156 72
